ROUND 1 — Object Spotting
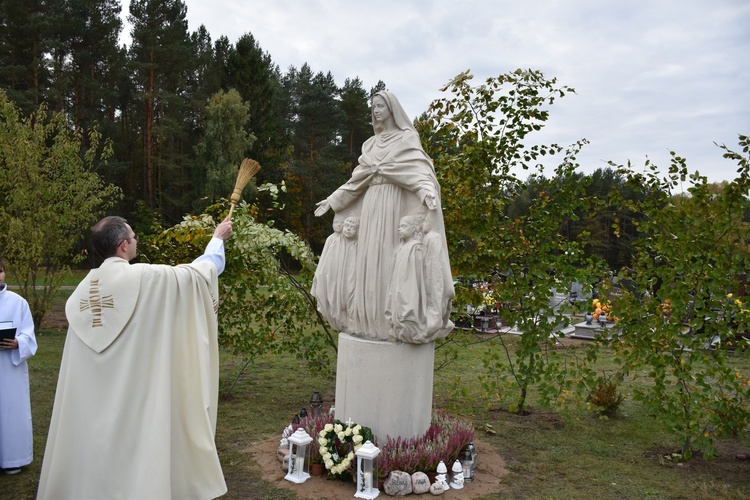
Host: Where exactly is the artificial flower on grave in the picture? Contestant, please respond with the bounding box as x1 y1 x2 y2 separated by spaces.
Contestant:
592 298 616 322
317 419 374 480
483 291 495 309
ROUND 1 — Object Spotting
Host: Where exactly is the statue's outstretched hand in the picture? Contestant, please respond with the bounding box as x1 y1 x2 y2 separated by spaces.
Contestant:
424 193 438 210
314 199 330 216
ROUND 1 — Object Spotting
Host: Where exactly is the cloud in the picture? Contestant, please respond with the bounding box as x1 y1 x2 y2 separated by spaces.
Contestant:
120 0 750 184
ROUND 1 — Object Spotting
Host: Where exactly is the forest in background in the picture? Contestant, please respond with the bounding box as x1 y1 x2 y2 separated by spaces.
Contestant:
1 0 747 270
0 0 382 253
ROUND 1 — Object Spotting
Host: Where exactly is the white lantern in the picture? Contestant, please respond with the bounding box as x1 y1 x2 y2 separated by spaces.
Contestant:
354 440 381 499
449 459 464 489
284 428 312 483
435 460 450 490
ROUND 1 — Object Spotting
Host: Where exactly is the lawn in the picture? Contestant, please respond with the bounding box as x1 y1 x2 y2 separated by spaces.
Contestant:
5 269 88 288
2 306 749 499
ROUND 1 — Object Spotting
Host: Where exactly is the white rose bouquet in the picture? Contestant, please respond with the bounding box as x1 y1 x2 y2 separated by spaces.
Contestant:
317 419 375 480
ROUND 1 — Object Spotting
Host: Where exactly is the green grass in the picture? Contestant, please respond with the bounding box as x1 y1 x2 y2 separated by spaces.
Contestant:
6 269 88 288
3 306 750 499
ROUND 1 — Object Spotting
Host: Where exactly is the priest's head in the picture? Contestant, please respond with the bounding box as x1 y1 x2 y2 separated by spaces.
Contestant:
92 216 138 262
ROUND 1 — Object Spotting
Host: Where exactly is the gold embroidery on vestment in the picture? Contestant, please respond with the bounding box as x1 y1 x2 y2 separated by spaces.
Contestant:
79 278 115 328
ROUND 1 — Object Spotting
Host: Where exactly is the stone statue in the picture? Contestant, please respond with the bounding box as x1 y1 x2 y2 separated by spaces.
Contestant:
310 215 345 330
336 216 359 331
385 215 425 341
420 211 454 338
314 91 454 343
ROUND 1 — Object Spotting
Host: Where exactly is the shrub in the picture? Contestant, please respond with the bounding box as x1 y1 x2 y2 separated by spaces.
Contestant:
586 373 623 418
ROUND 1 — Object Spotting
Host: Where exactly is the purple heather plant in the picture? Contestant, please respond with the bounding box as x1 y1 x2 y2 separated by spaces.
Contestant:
290 411 474 479
378 412 474 479
292 414 334 464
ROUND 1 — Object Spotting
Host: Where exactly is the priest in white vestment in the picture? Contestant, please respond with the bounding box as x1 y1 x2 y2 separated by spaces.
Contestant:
0 258 37 474
38 215 232 500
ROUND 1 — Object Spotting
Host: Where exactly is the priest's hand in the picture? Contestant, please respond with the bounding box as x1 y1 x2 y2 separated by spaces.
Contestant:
214 215 233 241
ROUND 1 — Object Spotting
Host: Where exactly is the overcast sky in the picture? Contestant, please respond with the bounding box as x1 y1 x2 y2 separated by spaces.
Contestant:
121 0 750 185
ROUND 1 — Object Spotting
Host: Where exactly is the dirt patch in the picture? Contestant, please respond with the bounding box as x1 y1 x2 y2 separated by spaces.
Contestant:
41 308 68 329
247 435 509 499
643 442 750 487
489 407 565 430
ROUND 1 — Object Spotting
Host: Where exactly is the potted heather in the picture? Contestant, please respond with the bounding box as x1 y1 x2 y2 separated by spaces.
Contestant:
293 414 334 476
377 412 474 481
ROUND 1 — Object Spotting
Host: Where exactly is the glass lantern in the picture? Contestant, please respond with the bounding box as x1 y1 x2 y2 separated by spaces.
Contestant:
310 391 324 418
598 311 607 327
354 440 381 499
461 446 475 482
467 442 478 478
284 428 312 484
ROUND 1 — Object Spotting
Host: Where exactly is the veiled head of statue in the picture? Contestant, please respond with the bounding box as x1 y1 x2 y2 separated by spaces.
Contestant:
371 91 417 135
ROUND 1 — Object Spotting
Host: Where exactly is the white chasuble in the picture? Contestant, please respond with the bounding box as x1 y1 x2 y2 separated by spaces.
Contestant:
38 258 226 500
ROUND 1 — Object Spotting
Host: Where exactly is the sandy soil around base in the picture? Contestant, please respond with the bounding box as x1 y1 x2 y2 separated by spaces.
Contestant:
248 435 509 499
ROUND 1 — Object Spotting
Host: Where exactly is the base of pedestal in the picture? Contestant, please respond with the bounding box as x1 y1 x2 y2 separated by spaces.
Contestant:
335 332 434 441
571 321 615 339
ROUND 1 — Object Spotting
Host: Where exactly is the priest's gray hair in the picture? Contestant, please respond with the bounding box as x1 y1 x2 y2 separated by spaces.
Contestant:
92 216 130 259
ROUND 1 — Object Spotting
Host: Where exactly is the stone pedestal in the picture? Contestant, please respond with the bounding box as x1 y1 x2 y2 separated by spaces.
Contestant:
335 332 434 441
572 321 615 339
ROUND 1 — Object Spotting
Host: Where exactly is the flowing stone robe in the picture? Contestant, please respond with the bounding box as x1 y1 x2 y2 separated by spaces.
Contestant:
324 91 454 342
0 285 37 469
385 238 426 341
37 239 227 500
421 225 454 338
311 223 345 330
385 219 454 343
334 227 358 332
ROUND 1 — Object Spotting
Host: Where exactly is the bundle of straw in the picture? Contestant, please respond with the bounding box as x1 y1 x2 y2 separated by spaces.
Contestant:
228 158 261 217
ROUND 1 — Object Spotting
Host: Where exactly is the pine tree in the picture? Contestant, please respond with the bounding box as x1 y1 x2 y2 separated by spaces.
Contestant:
282 64 346 243
225 33 284 181
128 0 193 218
339 77 371 176
0 0 50 113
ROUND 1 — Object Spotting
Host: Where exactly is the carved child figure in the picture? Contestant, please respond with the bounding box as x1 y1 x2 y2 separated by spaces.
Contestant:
337 216 360 331
311 215 346 330
385 215 425 342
